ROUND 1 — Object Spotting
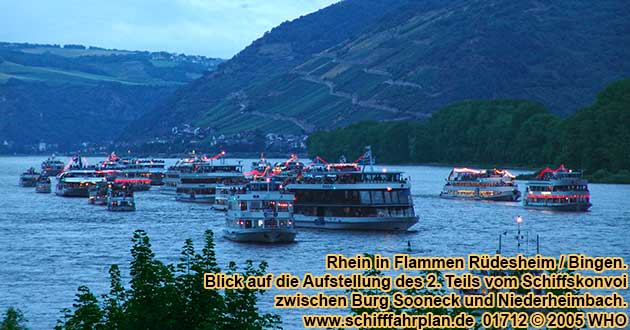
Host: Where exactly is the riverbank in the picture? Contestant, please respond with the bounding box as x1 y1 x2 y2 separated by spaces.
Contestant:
383 162 630 185
0 151 297 159
515 169 630 184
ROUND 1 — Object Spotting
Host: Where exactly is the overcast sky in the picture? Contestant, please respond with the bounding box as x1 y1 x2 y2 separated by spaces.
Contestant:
0 0 338 58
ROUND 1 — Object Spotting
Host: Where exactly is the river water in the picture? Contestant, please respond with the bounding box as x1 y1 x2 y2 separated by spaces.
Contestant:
1 156 629 329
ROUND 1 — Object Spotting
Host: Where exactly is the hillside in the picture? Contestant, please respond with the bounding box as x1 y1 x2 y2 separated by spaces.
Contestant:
0 42 222 86
126 0 630 142
123 0 415 139
307 79 630 181
0 42 222 152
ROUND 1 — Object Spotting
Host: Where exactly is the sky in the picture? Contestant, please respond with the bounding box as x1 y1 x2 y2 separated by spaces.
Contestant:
0 0 339 59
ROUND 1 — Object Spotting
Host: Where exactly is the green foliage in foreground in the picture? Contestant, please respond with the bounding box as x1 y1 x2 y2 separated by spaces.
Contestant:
54 230 280 330
1 307 28 330
308 79 630 179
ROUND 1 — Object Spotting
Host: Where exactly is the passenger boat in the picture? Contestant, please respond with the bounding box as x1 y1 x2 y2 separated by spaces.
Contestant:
175 152 245 203
41 155 65 177
19 168 40 187
523 165 591 211
284 148 418 231
224 179 297 243
248 153 272 176
121 158 165 186
107 183 135 212
115 177 151 192
56 170 107 197
55 156 106 197
272 154 304 176
440 168 521 201
35 176 51 193
98 152 126 171
213 185 247 211
213 186 231 211
161 157 199 194
88 182 109 205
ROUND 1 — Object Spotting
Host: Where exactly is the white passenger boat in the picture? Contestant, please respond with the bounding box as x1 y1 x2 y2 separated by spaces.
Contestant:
213 185 234 211
19 167 40 187
56 170 107 197
120 158 166 186
98 152 126 171
88 181 109 205
284 147 418 231
224 180 297 243
271 154 305 176
440 168 521 201
175 152 245 203
161 157 199 194
107 183 135 211
523 165 591 211
114 177 152 192
41 155 65 177
249 153 272 177
55 156 107 197
35 176 51 193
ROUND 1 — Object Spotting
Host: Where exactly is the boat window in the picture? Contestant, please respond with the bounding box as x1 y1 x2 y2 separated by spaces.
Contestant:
384 191 392 204
277 202 290 212
345 190 360 203
240 201 247 210
398 190 410 203
250 201 262 210
371 191 384 204
390 191 400 204
261 201 275 211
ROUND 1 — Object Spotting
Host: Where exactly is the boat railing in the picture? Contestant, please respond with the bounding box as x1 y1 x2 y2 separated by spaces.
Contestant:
234 217 294 230
446 181 515 187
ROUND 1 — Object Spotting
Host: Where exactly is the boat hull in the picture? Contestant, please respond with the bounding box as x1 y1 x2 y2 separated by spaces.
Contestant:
35 184 51 193
223 229 296 243
523 202 591 212
55 186 89 197
160 185 177 194
212 204 228 211
89 196 107 205
294 214 418 231
108 205 135 212
20 178 38 187
175 194 215 203
440 186 520 202
129 184 151 192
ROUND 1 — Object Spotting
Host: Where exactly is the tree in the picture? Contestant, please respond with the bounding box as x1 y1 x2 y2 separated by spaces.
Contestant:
55 286 103 330
54 230 280 330
1 307 28 330
100 265 126 330
307 79 630 181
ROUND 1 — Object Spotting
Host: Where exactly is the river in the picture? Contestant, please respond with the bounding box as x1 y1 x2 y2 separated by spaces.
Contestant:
1 156 628 329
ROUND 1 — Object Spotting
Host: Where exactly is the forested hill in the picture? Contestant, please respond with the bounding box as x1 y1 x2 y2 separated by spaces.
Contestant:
0 42 222 152
126 0 630 142
307 79 630 182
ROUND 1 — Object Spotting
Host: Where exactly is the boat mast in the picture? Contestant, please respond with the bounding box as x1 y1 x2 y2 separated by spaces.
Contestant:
361 145 374 172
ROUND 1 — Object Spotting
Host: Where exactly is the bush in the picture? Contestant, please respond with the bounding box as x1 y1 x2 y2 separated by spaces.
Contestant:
54 230 280 330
